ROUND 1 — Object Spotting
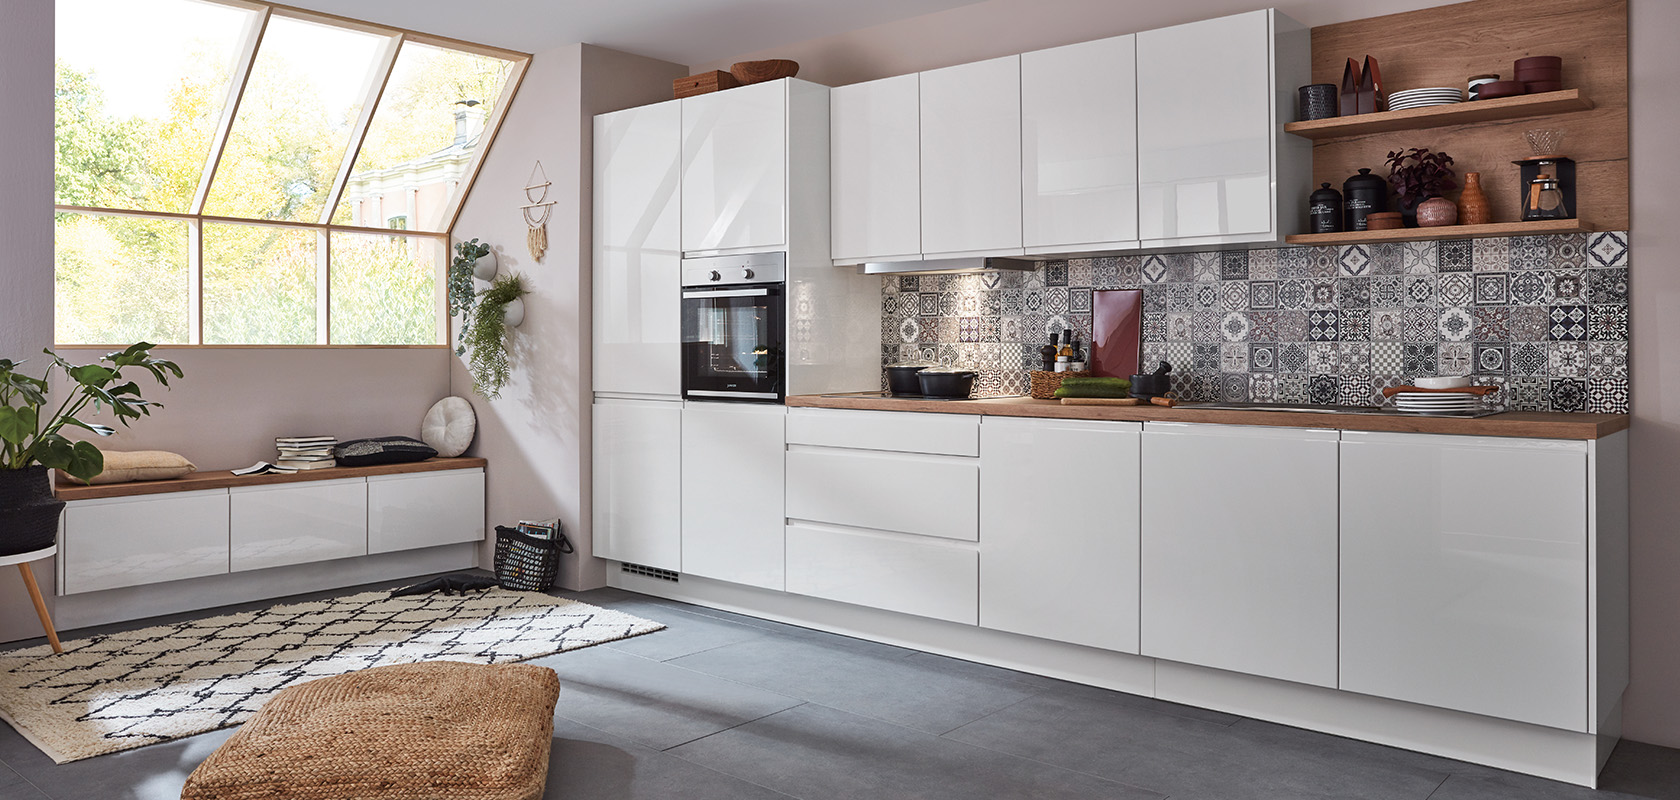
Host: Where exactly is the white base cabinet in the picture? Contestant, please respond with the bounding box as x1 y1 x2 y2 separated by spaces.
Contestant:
368 470 486 554
980 417 1140 653
1340 431 1592 731
593 398 682 571
232 478 367 571
681 402 787 590
61 490 231 595
786 522 978 625
1140 422 1340 688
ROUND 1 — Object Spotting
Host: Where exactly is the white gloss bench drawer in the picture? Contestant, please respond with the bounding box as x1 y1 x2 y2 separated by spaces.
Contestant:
62 489 231 595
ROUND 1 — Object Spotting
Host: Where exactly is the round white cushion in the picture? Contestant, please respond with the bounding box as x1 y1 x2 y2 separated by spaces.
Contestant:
421 397 477 457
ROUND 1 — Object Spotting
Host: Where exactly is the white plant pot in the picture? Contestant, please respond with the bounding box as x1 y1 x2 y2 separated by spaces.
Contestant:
471 250 499 281
501 297 525 328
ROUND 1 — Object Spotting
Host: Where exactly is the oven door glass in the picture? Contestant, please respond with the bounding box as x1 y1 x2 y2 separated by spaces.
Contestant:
681 284 783 401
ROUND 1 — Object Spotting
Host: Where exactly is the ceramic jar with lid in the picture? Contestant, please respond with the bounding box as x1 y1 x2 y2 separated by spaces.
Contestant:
1309 183 1343 233
1343 168 1389 231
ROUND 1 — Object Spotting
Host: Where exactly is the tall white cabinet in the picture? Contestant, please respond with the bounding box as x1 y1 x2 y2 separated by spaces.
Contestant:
1021 35 1139 254
1140 422 1340 688
681 403 787 590
1135 9 1308 247
980 417 1141 653
594 100 682 397
829 74 921 264
919 55 1024 257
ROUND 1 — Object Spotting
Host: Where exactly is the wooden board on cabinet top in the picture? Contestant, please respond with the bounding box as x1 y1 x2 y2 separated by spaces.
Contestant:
787 395 1626 440
55 457 488 502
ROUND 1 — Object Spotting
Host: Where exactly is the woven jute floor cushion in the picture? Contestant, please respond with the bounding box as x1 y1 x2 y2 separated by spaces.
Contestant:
180 660 560 800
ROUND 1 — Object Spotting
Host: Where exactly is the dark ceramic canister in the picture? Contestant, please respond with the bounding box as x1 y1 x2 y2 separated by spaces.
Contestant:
1298 83 1339 121
1309 182 1343 233
1343 168 1389 231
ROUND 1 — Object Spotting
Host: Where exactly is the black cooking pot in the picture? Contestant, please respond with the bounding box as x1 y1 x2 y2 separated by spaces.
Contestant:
917 368 978 399
885 364 933 396
1130 361 1173 399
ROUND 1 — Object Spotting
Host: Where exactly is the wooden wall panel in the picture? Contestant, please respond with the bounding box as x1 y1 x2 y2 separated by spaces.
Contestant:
1308 0 1628 231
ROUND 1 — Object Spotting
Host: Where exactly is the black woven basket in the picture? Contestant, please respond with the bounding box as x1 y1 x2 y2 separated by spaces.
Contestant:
493 524 571 591
0 467 63 557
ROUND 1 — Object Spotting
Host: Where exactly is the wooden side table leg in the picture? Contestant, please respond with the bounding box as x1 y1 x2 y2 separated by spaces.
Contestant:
17 563 62 654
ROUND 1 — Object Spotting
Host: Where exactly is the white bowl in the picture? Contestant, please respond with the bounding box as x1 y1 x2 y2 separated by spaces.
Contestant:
1414 376 1472 390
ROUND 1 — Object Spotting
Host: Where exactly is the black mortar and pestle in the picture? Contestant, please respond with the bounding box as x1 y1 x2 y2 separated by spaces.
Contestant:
1130 361 1175 404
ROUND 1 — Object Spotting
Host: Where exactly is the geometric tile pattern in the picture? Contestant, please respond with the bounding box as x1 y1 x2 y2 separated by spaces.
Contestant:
881 231 1631 412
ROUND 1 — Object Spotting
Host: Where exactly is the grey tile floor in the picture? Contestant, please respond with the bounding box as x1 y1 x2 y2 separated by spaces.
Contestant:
0 576 1676 800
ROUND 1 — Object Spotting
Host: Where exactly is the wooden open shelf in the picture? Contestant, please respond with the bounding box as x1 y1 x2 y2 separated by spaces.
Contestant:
1284 219 1597 247
1284 90 1595 140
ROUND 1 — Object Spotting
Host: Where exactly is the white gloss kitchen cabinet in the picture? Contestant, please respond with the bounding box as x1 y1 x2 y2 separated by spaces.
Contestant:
1339 431 1628 734
681 402 787 590
594 99 682 396
829 73 921 264
1135 9 1309 247
680 78 830 256
980 417 1141 653
919 56 1024 258
1140 422 1340 688
1021 34 1139 254
592 398 682 571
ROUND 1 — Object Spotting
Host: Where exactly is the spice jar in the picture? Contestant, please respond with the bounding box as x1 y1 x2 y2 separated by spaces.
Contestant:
1309 183 1343 233
1343 168 1389 231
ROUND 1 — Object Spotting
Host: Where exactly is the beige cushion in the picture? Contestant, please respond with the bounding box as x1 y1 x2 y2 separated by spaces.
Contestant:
181 661 559 800
71 450 196 485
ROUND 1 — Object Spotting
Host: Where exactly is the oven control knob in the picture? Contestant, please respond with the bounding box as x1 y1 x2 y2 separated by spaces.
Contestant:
742 268 755 279
709 270 721 281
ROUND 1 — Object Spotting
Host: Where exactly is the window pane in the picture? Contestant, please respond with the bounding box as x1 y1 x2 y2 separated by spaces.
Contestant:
329 233 441 345
333 42 513 231
55 212 191 344
54 0 253 212
203 15 391 222
203 223 317 344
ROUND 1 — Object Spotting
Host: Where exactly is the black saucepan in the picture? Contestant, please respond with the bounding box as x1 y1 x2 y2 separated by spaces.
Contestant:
885 364 932 396
917 368 978 399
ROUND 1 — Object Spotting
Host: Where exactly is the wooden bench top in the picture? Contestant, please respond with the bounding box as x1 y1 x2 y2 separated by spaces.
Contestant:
55 457 488 502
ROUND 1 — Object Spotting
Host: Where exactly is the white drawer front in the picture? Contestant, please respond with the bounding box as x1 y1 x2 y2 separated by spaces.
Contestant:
787 408 979 456
787 447 977 541
230 478 368 572
785 523 978 624
368 469 486 554
62 490 229 594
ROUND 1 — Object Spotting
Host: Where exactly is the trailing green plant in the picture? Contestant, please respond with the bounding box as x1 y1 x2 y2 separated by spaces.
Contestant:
448 238 492 353
462 274 528 399
0 343 183 482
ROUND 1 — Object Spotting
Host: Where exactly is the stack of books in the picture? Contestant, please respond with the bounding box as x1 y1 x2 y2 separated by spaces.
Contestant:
276 435 337 471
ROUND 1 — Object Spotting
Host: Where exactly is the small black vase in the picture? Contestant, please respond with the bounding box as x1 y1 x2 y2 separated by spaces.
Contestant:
1398 194 1422 228
0 467 63 557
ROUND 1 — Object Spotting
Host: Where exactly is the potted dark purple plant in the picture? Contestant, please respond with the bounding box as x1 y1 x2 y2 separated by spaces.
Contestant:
1385 147 1457 227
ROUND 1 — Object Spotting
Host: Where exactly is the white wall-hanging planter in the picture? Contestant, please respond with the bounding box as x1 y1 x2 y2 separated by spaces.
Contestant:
501 296 525 328
472 249 499 281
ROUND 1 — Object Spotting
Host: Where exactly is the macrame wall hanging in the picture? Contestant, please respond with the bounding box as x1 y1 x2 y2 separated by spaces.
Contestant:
522 161 555 261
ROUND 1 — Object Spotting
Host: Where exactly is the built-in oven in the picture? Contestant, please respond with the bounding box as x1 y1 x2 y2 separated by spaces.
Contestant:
680 252 786 403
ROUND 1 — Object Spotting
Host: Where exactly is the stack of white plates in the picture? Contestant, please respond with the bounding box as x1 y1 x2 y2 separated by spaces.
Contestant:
1387 87 1463 111
1393 391 1482 413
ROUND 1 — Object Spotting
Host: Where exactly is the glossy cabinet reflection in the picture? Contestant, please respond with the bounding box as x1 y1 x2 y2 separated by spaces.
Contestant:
681 80 787 254
680 402 786 590
61 490 230 594
1021 35 1139 253
594 100 682 396
231 478 367 571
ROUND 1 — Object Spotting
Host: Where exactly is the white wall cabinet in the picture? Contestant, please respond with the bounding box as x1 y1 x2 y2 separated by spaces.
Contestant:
830 74 921 264
232 478 367 572
61 490 231 595
919 55 1024 257
681 80 788 254
681 402 787 590
368 469 485 554
592 398 683 570
594 99 682 396
1135 9 1308 247
980 417 1141 653
1340 431 1591 731
1140 422 1340 688
1021 35 1138 254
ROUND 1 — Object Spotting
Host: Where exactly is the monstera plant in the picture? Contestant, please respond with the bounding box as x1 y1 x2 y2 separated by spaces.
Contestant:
0 343 182 555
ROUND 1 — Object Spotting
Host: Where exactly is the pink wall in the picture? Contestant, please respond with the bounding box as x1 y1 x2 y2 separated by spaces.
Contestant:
448 44 686 591
693 0 1679 750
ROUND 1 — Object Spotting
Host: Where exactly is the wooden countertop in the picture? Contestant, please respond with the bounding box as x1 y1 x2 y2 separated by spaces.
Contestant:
787 395 1629 441
55 457 488 501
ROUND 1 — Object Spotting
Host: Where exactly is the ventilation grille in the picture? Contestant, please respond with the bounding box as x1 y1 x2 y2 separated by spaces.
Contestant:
620 562 679 582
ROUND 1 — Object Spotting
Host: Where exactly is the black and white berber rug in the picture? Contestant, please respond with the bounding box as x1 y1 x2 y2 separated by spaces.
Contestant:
0 588 663 763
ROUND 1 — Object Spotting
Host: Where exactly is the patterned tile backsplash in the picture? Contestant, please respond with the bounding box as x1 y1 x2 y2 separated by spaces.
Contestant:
880 231 1630 413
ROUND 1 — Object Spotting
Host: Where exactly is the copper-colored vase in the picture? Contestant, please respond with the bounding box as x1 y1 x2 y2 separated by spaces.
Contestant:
1418 196 1459 227
1458 172 1492 225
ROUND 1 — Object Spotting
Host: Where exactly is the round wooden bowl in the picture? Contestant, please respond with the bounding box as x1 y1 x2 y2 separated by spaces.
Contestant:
1366 211 1404 231
730 59 800 85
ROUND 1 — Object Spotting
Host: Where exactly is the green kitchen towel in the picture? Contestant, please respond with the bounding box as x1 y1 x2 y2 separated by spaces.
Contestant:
1056 376 1132 390
1054 383 1132 399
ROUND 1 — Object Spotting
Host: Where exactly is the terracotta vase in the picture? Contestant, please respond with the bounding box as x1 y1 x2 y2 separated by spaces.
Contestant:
1458 172 1492 225
1417 196 1459 227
